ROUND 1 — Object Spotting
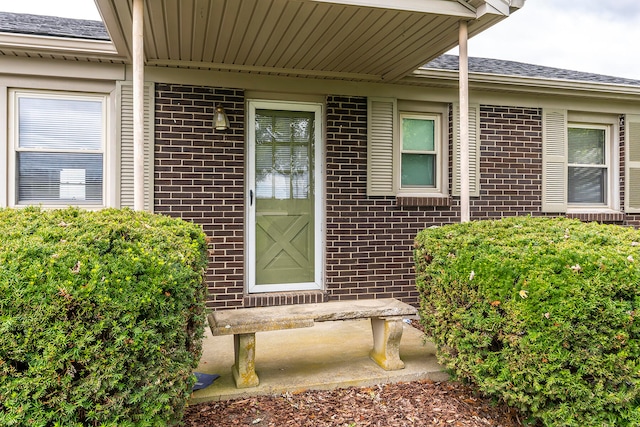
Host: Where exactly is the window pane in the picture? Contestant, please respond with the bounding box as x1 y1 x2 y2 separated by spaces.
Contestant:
292 145 309 199
274 144 292 199
19 97 103 150
402 118 434 151
568 127 605 165
255 110 313 200
17 152 103 203
401 153 435 187
568 166 606 204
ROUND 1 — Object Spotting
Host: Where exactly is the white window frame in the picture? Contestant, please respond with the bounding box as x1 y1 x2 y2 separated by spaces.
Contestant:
398 112 441 194
566 115 619 213
8 89 111 209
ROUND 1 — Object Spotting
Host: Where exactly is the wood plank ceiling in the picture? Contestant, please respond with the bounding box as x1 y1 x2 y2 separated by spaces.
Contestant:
98 0 511 82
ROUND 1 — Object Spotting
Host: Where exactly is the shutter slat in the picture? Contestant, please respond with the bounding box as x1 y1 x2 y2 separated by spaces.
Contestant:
452 103 480 197
367 98 396 196
542 109 568 212
118 82 154 212
626 115 640 213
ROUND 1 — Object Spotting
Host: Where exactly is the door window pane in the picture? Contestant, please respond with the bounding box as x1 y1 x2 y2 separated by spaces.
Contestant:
255 110 313 200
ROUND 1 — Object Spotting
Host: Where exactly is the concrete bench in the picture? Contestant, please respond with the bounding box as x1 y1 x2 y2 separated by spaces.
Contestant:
207 298 418 388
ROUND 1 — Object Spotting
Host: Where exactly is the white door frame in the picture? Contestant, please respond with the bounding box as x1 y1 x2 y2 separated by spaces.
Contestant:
246 99 324 293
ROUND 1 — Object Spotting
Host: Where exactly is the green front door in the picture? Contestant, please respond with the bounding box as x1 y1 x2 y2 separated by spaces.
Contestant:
248 101 322 293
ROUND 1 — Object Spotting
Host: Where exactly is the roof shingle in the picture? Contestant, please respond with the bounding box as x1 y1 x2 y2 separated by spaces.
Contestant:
0 11 109 41
423 54 640 87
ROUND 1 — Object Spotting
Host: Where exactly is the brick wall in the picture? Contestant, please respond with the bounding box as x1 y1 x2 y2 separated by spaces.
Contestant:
153 86 640 308
325 96 457 304
154 84 245 309
475 105 543 219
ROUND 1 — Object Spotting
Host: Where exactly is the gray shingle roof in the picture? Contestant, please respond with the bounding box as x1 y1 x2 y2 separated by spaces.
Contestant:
0 11 109 41
423 54 640 87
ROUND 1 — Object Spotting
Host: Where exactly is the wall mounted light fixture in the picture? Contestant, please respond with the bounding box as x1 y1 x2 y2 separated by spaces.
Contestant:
214 104 230 131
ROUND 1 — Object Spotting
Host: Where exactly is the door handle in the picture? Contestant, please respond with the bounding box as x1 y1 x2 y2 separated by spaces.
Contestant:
249 189 254 206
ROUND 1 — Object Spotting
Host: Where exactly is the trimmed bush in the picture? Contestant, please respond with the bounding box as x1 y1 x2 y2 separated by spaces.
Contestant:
0 207 208 427
414 216 640 426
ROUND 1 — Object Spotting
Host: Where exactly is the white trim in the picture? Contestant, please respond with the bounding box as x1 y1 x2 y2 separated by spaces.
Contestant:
7 89 112 209
148 60 384 82
246 100 324 294
0 86 7 207
144 65 640 110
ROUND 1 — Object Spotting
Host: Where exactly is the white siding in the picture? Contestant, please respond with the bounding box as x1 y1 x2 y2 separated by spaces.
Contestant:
117 81 154 211
542 109 568 213
367 97 396 196
452 103 480 197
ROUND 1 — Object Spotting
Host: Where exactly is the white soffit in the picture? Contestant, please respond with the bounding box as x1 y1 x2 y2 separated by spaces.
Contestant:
97 0 515 82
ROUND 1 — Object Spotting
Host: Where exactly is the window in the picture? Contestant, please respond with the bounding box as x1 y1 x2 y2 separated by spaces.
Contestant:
400 113 439 190
367 98 472 199
542 109 619 213
568 125 608 206
10 91 107 207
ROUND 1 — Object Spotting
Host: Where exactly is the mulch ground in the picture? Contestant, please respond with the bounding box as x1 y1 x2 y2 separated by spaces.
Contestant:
181 380 528 426
182 321 530 426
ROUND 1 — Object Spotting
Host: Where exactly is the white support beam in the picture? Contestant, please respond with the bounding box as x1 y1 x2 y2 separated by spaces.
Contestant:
459 20 470 223
132 0 145 211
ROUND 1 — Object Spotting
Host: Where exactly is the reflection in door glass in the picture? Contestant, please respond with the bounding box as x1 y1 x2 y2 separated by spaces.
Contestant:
255 110 313 200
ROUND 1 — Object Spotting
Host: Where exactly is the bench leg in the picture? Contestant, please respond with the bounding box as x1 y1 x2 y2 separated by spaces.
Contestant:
369 316 405 370
232 333 260 388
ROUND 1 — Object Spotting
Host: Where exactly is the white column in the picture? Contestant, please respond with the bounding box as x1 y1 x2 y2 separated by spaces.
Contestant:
133 0 145 211
459 20 470 223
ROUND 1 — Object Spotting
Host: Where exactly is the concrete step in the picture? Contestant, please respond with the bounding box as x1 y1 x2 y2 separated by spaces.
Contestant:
190 318 448 403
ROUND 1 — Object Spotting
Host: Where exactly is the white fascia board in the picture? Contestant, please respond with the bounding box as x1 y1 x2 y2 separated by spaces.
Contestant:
94 0 131 60
0 56 126 81
0 32 120 58
476 0 510 17
309 0 476 17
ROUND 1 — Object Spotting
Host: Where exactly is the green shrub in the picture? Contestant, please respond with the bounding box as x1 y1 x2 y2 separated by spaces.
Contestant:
0 207 208 427
414 216 640 426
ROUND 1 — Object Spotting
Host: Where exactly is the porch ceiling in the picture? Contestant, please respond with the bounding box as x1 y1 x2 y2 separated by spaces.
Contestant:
96 0 517 82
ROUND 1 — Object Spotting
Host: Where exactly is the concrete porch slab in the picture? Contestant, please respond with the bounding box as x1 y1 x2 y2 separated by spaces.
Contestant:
190 318 448 404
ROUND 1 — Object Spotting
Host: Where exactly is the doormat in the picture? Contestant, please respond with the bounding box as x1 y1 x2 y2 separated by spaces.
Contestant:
192 372 220 391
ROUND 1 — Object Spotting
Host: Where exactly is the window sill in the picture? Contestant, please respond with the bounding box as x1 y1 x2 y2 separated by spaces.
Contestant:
396 195 451 207
566 211 625 223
